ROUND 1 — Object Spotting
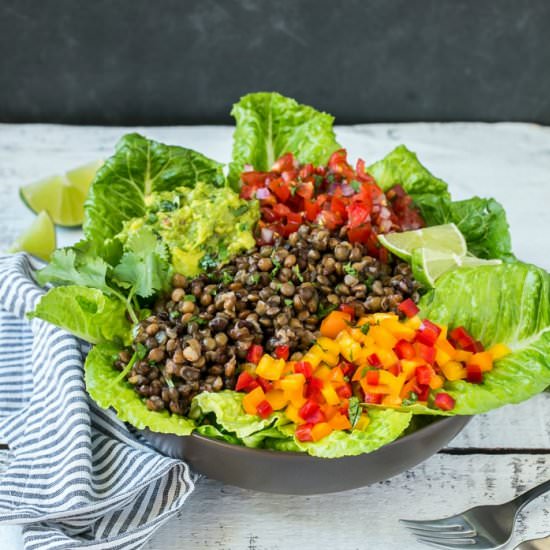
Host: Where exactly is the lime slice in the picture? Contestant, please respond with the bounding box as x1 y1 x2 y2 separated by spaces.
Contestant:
411 247 502 287
9 211 56 261
378 223 467 261
20 159 102 227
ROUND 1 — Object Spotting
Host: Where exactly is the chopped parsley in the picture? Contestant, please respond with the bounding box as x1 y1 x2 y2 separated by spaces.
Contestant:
221 271 233 285
360 323 370 335
231 204 249 217
284 298 294 307
344 263 358 277
271 255 282 277
199 253 218 270
184 294 196 302
292 265 304 282
350 180 361 192
169 310 181 319
348 397 362 428
190 316 207 326
402 392 419 406
317 302 337 319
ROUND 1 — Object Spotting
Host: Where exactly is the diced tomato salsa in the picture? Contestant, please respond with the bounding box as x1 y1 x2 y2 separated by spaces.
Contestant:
239 149 425 258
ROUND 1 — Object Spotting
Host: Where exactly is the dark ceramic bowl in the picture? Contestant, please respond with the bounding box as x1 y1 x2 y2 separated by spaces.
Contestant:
139 415 470 494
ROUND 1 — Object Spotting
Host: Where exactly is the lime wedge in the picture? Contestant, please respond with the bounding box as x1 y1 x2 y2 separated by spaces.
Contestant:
9 211 56 261
378 223 467 261
20 160 102 227
411 247 502 287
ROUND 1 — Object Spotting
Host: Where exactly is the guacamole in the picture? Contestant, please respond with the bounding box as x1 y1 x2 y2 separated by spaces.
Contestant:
119 182 259 276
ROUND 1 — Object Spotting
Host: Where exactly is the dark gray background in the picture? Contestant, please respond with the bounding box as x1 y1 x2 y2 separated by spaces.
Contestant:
1 0 549 125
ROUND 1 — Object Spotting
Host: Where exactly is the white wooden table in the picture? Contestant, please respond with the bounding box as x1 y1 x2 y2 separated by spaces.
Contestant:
0 123 549 550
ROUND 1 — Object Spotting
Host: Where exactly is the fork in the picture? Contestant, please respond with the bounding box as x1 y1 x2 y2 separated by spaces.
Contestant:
400 478 550 549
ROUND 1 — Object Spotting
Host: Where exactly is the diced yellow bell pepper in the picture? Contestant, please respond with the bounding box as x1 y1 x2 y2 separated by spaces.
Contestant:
380 318 416 341
467 351 493 372
379 371 406 395
355 414 370 431
440 361 467 381
336 332 362 363
242 386 266 415
401 358 425 379
454 350 473 362
369 325 398 349
314 365 332 381
321 403 338 420
322 352 340 367
404 316 422 330
437 338 456 358
435 347 453 367
265 389 288 410
329 366 346 387
429 374 444 390
315 337 341 356
311 422 333 442
377 348 399 368
301 350 323 368
488 343 512 361
321 383 341 405
359 379 390 395
255 356 286 380
328 413 352 430
285 404 304 425
436 324 448 343
381 394 403 407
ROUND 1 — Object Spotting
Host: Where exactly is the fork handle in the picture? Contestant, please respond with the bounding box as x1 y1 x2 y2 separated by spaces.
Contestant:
512 478 550 512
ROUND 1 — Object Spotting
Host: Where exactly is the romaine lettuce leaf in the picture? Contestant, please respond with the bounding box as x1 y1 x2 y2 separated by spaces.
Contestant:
268 409 412 458
195 424 241 445
366 145 513 260
85 342 195 435
83 133 224 256
191 390 288 439
228 92 340 188
406 262 550 415
28 286 131 345
418 195 514 261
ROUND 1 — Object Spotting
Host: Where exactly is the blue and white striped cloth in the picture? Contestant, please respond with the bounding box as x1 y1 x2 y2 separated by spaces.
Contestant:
0 254 196 550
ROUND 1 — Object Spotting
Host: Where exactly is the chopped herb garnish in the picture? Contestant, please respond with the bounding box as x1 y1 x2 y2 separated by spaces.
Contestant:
184 294 196 302
403 392 419 406
317 302 337 319
290 185 298 196
199 253 218 270
146 212 158 224
190 316 207 326
271 255 282 277
231 204 249 217
360 366 368 378
344 263 358 276
348 397 362 428
292 265 304 282
169 310 181 319
284 298 294 306
251 273 261 284
237 222 249 232
165 377 175 388
159 199 177 212
350 180 361 192
221 271 233 285
360 323 370 335
136 343 147 360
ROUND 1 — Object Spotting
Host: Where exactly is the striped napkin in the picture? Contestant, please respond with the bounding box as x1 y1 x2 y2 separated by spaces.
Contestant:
0 254 196 550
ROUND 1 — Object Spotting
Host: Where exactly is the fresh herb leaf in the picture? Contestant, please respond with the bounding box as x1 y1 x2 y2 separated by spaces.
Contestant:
344 263 358 277
221 271 233 285
350 180 361 192
184 294 196 302
293 265 304 282
231 204 249 217
348 397 362 428
199 253 218 270
169 310 181 319
159 199 176 212
402 392 418 406
284 298 294 307
360 323 370 335
190 316 207 326
317 302 337 319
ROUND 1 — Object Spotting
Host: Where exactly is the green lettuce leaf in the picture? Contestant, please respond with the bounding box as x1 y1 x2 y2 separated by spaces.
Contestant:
195 424 241 445
402 262 550 415
269 409 412 458
228 92 340 188
191 390 288 439
85 342 195 435
83 133 224 256
366 145 513 260
28 286 131 345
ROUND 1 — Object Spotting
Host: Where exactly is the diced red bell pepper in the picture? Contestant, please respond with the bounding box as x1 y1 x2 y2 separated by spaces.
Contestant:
336 383 353 399
415 365 433 385
339 303 355 318
271 152 295 173
416 320 441 346
305 376 324 399
256 399 273 419
415 342 436 365
449 326 477 352
466 364 483 384
274 345 290 360
368 353 382 367
366 370 380 385
294 361 313 379
340 361 355 377
473 340 485 352
295 423 314 442
415 384 430 401
299 400 325 424
235 371 256 392
388 363 402 376
257 377 274 393
394 339 416 360
434 392 456 411
246 344 264 364
397 298 419 318
363 392 383 404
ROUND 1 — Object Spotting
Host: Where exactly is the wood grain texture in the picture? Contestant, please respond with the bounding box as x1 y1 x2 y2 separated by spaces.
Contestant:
0 123 549 549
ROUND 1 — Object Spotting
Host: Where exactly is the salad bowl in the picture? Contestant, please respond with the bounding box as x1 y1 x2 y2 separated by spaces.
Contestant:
139 415 470 494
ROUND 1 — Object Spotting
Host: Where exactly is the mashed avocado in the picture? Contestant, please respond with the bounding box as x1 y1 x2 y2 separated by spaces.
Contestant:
119 182 259 276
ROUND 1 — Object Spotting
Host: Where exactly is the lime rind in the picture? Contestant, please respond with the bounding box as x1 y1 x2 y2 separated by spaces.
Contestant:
378 223 467 261
9 211 56 261
411 247 502 287
19 160 102 227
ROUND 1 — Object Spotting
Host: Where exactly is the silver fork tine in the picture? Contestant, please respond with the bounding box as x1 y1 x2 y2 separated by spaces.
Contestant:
415 536 478 548
400 518 469 530
407 527 477 538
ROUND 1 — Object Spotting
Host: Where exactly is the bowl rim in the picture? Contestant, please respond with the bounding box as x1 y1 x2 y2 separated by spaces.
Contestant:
152 414 471 459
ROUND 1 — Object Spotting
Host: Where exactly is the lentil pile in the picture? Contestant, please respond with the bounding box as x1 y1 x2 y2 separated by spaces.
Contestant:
115 224 422 416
